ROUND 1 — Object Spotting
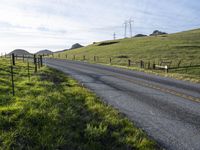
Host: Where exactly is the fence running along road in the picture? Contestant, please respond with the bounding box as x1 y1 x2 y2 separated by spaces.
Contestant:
47 54 200 74
0 54 44 96
45 58 200 150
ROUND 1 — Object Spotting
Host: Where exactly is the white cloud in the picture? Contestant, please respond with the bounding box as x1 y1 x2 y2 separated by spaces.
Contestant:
0 0 199 54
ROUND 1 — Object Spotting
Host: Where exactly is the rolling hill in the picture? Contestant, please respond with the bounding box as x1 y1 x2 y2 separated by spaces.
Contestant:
9 49 32 56
70 43 84 49
54 28 200 82
36 49 53 55
58 28 200 63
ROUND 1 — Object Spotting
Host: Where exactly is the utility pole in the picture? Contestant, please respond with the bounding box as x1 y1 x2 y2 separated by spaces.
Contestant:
129 18 134 38
124 21 128 38
113 32 116 40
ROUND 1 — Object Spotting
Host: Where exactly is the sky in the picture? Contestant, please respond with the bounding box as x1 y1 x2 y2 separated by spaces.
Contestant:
0 0 199 54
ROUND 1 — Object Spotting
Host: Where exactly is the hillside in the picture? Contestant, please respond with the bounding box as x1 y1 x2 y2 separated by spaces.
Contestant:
9 49 32 56
36 49 53 55
70 43 84 49
59 28 200 62
56 28 200 82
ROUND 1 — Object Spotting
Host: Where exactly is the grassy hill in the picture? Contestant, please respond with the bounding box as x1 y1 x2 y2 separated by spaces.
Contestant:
55 28 200 82
36 49 53 55
9 49 32 56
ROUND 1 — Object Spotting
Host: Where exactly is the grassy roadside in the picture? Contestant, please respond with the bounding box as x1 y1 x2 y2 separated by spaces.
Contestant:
0 58 159 150
47 57 200 83
53 28 200 83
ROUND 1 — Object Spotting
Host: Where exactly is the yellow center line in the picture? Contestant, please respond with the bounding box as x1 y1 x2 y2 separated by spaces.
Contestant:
84 66 200 103
53 61 200 103
117 75 200 103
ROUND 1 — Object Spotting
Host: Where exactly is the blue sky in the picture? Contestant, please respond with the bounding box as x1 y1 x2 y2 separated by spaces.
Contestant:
0 0 199 53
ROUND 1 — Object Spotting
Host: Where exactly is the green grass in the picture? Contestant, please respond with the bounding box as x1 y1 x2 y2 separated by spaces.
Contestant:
0 58 159 150
54 28 200 83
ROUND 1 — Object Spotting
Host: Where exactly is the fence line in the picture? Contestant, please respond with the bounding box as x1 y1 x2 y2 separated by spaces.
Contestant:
0 54 44 96
47 54 200 73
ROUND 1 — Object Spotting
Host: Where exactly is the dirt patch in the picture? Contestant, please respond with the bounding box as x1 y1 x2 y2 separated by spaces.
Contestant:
98 41 119 46
116 55 129 59
175 45 200 49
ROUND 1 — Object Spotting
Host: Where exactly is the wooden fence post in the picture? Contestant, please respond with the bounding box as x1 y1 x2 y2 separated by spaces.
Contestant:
38 57 40 69
34 55 37 73
128 59 131 67
153 62 156 69
12 53 15 66
166 66 169 73
28 62 30 81
140 60 144 68
73 55 75 60
109 57 112 64
83 55 85 61
66 54 68 59
40 55 43 67
10 66 15 96
94 56 96 62
34 55 36 64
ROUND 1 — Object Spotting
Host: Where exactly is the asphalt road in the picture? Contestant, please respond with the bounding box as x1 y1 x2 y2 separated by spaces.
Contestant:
45 58 200 150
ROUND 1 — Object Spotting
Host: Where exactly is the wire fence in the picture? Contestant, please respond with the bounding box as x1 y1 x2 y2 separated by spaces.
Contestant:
47 54 200 74
0 54 44 96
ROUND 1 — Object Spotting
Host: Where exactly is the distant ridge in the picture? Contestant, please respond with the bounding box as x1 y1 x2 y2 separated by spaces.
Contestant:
36 49 53 55
70 43 83 50
54 43 84 53
9 49 32 56
150 30 167 36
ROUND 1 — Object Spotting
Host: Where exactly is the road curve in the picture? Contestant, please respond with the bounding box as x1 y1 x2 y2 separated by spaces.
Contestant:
45 58 200 150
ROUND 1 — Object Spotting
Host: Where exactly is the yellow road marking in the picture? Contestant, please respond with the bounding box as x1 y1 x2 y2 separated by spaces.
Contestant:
118 75 200 103
54 61 200 103
84 67 200 103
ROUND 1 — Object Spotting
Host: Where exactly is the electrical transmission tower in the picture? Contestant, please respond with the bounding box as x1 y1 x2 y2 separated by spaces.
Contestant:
124 21 128 38
129 18 134 37
113 32 116 40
